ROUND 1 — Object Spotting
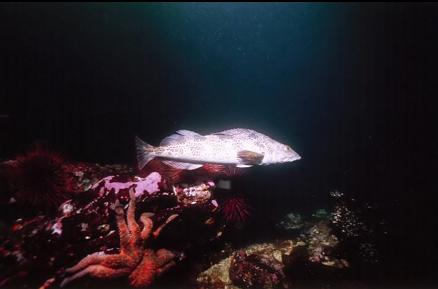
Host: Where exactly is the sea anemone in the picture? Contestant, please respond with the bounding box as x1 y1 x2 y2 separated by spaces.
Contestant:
7 146 73 212
220 195 252 225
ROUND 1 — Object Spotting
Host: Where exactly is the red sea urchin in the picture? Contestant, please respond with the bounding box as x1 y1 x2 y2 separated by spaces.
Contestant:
220 195 252 225
8 146 73 212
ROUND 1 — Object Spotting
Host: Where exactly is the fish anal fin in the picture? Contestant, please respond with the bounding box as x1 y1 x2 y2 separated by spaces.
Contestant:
163 160 203 170
236 164 253 168
237 150 264 165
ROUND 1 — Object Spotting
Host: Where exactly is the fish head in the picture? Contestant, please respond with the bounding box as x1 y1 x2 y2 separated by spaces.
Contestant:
262 142 301 165
282 144 301 162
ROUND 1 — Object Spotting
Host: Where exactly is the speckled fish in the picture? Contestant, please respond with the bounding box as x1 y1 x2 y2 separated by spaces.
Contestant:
135 128 301 170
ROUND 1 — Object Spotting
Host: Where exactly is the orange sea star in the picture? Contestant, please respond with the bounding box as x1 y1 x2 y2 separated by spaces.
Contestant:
60 188 178 288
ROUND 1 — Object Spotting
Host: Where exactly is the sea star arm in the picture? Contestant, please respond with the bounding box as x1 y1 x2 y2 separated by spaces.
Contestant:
155 249 177 277
61 265 131 288
152 214 179 238
127 188 141 241
115 204 131 251
65 252 108 274
139 213 154 240
156 261 176 277
155 249 176 269
65 252 134 274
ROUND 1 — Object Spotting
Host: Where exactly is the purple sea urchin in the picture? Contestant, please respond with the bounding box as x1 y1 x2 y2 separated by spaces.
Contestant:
8 146 73 212
220 195 252 225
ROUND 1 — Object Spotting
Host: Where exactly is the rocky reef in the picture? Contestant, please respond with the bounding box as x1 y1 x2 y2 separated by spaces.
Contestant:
195 190 382 289
195 220 349 289
0 150 382 289
0 153 226 289
197 240 296 289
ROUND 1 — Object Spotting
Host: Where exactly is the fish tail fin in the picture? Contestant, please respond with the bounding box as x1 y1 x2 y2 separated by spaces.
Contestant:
135 136 155 170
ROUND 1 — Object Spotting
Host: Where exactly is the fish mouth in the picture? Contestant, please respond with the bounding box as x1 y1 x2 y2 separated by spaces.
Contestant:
290 153 301 162
282 154 301 163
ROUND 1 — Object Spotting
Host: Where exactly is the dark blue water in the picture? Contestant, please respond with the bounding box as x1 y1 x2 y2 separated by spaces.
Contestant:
1 3 437 288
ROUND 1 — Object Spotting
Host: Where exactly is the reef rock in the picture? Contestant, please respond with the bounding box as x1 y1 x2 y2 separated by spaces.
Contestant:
229 250 286 289
197 240 296 289
0 161 221 289
305 221 348 268
276 212 304 231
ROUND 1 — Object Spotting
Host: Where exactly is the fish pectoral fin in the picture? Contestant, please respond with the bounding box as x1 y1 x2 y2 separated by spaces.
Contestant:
237 150 264 165
163 160 203 170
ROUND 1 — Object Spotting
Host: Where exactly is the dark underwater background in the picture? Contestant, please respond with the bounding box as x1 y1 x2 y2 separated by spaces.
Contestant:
0 3 437 289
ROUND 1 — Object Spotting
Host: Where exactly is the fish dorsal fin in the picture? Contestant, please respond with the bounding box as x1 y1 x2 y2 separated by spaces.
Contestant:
237 150 264 165
176 129 201 137
163 160 203 170
160 130 201 146
213 128 248 136
160 133 183 146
